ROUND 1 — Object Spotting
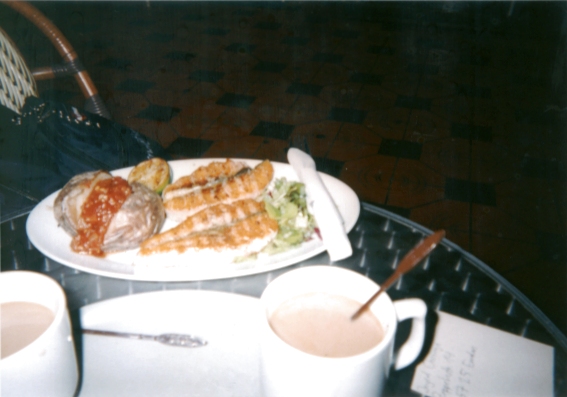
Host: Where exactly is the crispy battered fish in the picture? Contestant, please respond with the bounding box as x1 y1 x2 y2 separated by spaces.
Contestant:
140 199 265 250
163 160 274 222
135 212 278 266
162 159 247 201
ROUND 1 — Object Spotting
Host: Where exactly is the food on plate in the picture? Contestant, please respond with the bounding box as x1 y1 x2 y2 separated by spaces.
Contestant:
261 178 317 254
101 182 165 252
52 158 318 266
163 160 274 222
127 157 171 194
54 170 165 256
134 159 318 267
54 170 112 237
140 199 265 251
162 159 247 201
135 211 278 267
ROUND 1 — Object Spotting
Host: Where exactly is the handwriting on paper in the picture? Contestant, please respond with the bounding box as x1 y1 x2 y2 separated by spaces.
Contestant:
413 342 477 397
411 311 554 397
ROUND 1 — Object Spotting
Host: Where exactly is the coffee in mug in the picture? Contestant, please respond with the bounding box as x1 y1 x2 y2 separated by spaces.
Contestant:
0 271 79 397
268 292 384 358
1 301 56 359
260 265 427 397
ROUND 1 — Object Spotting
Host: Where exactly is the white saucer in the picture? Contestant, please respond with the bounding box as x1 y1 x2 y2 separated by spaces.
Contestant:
78 290 262 396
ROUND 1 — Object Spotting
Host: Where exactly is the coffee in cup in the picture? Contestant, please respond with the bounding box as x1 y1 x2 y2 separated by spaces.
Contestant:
0 271 79 397
268 292 384 358
1 301 55 359
260 265 427 397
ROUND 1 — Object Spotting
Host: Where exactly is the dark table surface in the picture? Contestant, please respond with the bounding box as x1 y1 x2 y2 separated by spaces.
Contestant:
2 202 566 396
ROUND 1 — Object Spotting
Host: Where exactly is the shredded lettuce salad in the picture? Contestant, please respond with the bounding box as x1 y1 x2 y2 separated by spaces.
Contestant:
261 178 317 255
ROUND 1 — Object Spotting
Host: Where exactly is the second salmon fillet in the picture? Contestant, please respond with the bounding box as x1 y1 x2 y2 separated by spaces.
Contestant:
163 160 274 222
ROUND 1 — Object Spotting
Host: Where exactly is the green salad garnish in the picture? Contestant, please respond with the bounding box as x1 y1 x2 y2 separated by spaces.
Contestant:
261 178 317 254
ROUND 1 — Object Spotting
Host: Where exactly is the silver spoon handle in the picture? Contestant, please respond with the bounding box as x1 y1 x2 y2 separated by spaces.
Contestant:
82 329 208 348
156 333 208 348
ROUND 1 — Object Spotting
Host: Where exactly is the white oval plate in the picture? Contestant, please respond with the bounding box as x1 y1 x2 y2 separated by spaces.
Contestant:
26 159 360 281
78 290 262 397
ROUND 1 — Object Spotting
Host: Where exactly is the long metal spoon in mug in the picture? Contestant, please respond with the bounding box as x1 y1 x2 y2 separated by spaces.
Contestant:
351 230 446 321
82 329 208 348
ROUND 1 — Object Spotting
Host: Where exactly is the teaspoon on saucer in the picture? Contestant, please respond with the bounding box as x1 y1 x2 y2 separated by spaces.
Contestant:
82 329 208 348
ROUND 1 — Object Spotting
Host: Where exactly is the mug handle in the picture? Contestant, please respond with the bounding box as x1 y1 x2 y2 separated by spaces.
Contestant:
392 298 427 370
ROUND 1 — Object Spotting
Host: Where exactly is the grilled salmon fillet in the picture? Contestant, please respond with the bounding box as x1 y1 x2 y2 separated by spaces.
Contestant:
162 159 247 201
163 160 274 222
140 199 265 250
135 212 278 266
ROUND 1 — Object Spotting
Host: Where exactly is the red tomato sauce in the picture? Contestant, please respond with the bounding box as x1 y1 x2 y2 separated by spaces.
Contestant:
71 177 132 256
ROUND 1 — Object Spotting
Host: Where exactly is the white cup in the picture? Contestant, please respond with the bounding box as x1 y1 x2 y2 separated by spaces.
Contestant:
260 265 427 397
1 271 79 397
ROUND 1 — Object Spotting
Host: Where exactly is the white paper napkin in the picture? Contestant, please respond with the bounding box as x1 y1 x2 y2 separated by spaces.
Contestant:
287 148 352 262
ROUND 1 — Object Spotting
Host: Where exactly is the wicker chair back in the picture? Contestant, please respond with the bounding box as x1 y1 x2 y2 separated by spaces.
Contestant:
0 27 38 114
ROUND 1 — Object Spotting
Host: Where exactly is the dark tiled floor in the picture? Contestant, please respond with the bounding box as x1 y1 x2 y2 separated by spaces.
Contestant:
2 1 566 334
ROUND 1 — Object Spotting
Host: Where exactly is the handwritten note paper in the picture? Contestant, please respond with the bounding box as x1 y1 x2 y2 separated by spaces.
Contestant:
411 311 554 397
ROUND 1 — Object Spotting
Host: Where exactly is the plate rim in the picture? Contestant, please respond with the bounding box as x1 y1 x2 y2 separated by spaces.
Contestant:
79 289 261 318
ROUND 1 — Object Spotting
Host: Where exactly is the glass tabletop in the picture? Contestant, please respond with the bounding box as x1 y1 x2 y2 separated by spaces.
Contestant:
2 202 566 396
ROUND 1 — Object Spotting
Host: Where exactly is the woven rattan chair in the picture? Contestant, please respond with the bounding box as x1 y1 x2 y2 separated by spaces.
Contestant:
0 1 110 118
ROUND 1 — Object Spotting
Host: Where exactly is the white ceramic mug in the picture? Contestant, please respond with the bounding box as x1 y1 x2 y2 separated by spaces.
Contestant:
259 265 427 397
0 271 79 397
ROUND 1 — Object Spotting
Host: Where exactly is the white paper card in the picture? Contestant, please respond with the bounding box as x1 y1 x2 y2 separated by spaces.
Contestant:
411 311 554 397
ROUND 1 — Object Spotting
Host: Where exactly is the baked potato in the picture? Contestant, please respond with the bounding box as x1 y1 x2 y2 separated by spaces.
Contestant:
54 170 165 256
